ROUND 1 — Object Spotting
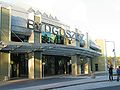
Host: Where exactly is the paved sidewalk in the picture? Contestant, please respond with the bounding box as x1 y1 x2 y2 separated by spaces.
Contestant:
0 78 30 87
14 75 111 90
0 71 112 90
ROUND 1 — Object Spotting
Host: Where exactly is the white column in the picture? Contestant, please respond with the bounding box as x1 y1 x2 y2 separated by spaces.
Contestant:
8 53 11 79
40 59 42 79
71 55 77 75
84 58 91 74
71 55 81 75
28 53 34 79
77 64 81 75
87 58 91 74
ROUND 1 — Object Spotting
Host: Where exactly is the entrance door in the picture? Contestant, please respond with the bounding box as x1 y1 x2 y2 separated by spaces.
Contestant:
42 55 71 76
11 54 28 78
11 63 19 77
95 64 98 71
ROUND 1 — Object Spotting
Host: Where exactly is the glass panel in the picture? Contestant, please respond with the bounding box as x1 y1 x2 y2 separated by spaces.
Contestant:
11 16 27 27
1 7 10 42
34 32 40 43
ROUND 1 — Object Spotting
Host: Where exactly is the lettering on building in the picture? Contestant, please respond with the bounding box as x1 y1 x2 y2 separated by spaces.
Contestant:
27 19 85 42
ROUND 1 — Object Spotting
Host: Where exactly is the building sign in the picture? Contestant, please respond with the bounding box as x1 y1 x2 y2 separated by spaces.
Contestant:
27 19 41 32
27 19 84 42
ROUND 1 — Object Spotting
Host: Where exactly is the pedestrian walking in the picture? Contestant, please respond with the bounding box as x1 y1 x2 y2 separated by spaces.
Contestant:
108 65 113 81
116 66 120 81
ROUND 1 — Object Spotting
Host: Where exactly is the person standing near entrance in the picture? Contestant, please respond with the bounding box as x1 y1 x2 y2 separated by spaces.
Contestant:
108 65 113 81
116 66 120 81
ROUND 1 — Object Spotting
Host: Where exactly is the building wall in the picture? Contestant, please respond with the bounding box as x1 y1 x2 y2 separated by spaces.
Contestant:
0 6 11 80
0 3 102 80
91 57 105 71
94 39 105 71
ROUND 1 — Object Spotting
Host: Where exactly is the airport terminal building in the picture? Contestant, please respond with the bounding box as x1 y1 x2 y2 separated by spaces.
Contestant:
0 3 101 80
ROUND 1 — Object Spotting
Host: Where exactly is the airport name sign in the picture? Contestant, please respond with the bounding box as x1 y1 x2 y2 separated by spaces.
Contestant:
27 19 84 42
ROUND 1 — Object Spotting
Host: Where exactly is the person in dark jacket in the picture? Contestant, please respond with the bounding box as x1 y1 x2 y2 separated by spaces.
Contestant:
117 66 120 81
108 65 113 81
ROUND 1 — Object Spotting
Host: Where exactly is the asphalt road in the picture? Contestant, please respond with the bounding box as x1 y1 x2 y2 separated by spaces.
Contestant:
0 77 84 90
91 85 120 90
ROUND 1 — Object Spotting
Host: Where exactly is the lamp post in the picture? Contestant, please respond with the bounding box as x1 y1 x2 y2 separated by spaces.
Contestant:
105 40 116 71
112 42 116 68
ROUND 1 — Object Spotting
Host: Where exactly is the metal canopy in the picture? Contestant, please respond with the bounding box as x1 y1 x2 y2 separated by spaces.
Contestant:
0 42 42 53
0 42 101 57
42 44 101 57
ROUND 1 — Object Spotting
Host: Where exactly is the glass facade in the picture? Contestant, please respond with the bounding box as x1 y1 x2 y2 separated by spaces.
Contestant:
42 55 71 76
11 54 28 77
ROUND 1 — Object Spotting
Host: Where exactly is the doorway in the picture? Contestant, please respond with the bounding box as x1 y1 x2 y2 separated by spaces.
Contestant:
10 53 28 78
42 55 71 76
95 64 98 71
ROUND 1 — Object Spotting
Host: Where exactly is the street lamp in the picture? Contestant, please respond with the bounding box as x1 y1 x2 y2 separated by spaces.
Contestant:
104 40 107 71
104 40 116 71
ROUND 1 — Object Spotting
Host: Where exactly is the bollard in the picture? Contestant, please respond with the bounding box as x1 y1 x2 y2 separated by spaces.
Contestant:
4 76 8 81
91 72 96 79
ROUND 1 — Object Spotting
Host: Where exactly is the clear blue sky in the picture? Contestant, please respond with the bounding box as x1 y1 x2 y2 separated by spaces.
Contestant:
1 0 120 56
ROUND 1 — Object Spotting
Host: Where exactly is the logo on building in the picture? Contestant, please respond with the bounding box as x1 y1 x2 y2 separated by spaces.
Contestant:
27 18 85 45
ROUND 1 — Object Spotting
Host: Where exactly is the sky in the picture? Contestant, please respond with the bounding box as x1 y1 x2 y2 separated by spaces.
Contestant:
1 0 120 56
